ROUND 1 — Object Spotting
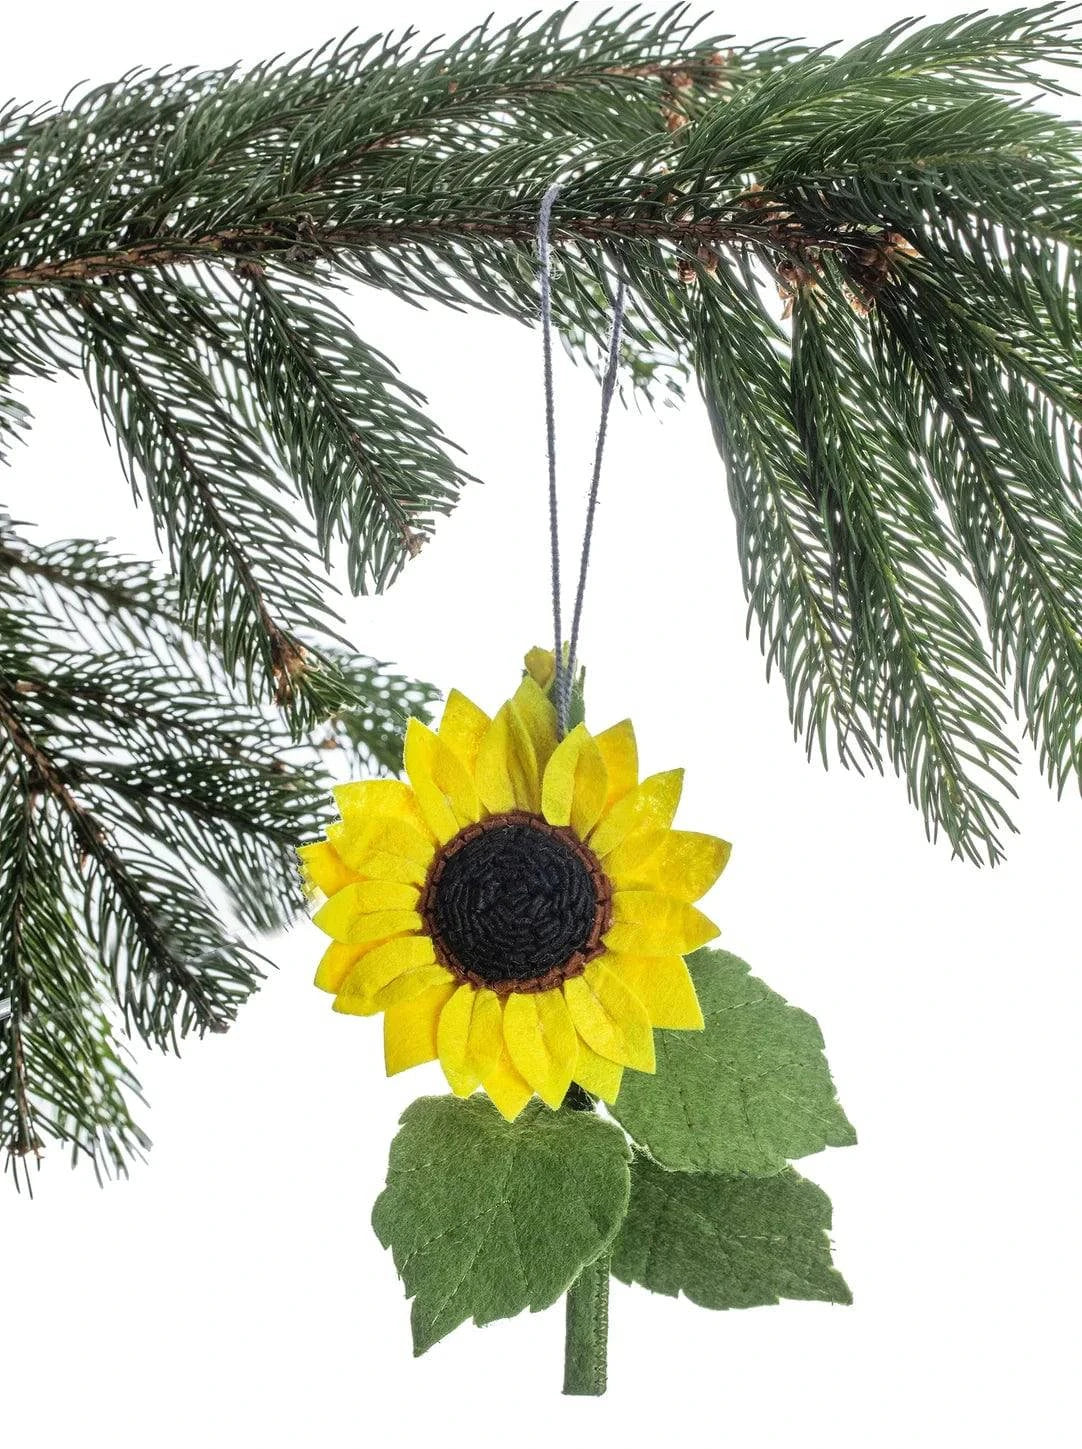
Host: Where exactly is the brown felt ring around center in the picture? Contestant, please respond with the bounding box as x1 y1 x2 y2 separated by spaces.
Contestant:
418 810 613 995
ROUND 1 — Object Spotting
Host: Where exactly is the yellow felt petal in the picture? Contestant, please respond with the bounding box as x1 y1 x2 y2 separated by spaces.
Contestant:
334 964 452 1016
339 934 437 999
503 989 578 1108
298 842 357 897
367 964 455 1011
482 1045 534 1122
541 723 608 838
563 963 655 1072
314 940 367 995
627 831 732 902
594 720 638 809
524 646 556 692
333 779 432 840
606 891 719 955
438 689 492 774
404 718 482 844
313 880 420 942
384 984 457 1075
475 702 541 813
326 816 435 885
325 817 434 869
603 826 667 882
467 989 504 1080
589 770 684 859
313 886 422 946
437 984 483 1097
573 1042 624 1104
511 677 558 775
607 952 704 1030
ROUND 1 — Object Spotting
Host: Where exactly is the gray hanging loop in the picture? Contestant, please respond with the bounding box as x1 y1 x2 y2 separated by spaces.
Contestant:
535 187 627 739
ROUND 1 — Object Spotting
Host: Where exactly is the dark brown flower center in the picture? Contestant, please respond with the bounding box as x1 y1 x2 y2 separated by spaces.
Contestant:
419 811 611 994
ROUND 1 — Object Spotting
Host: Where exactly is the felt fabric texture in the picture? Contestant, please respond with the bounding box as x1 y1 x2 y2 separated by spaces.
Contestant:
610 948 856 1175
372 1096 631 1354
304 658 731 1119
383 984 457 1074
611 1153 851 1309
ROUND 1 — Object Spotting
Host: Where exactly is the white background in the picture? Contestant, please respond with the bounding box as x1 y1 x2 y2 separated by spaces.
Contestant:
3 3 1079 1445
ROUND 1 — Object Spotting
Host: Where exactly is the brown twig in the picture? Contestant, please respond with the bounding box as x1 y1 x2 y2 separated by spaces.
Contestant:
0 211 896 295
0 685 231 1033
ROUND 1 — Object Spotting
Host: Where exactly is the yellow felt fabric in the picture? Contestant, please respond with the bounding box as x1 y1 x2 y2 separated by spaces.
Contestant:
403 719 482 843
438 689 491 774
482 1043 534 1121
314 878 419 933
297 841 356 897
368 964 454 1011
475 702 541 813
608 952 704 1030
314 940 367 995
541 724 608 837
384 984 456 1075
326 816 435 885
437 984 483 1096
573 1042 624 1103
606 890 719 955
466 989 503 1081
313 890 422 947
337 963 453 1015
563 964 655 1071
333 935 438 1008
334 779 432 840
503 988 578 1108
627 830 732 901
524 646 556 692
603 826 667 881
510 677 558 775
589 769 684 859
593 720 638 809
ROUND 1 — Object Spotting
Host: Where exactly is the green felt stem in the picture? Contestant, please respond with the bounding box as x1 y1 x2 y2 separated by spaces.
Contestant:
563 1253 610 1397
560 1083 610 1395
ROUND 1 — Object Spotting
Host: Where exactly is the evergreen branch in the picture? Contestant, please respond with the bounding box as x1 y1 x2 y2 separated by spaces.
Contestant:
790 273 1020 860
692 266 872 772
240 272 467 591
873 280 1082 794
0 520 430 1180
0 666 240 1037
75 287 334 709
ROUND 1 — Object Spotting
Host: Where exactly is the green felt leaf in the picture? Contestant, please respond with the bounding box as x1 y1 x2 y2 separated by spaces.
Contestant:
610 949 855 1175
371 1095 632 1354
612 1153 851 1309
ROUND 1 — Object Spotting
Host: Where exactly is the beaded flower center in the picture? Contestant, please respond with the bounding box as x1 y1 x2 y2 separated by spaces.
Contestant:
419 811 612 994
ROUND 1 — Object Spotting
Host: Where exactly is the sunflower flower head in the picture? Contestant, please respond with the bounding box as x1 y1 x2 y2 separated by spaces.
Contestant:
301 651 731 1120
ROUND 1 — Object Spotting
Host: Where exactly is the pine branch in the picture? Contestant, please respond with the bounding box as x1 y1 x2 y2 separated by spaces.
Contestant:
790 272 1020 861
0 517 428 1181
240 272 466 590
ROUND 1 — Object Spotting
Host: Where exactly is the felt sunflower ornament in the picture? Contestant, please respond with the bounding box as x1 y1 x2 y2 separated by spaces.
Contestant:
302 652 730 1119
300 189 854 1394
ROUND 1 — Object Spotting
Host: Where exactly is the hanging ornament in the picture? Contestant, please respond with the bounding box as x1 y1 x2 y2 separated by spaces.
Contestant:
301 185 853 1396
302 652 730 1117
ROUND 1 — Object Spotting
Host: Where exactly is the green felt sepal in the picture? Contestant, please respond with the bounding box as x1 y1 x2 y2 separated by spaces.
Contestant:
612 1153 852 1309
372 1095 631 1354
611 948 856 1175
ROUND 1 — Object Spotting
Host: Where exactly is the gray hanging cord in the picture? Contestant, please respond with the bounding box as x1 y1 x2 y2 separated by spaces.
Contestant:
537 182 565 727
536 185 627 739
565 274 627 705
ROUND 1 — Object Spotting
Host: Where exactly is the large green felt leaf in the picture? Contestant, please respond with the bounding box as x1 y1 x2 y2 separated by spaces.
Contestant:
371 1096 632 1354
610 949 855 1174
611 1153 851 1309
